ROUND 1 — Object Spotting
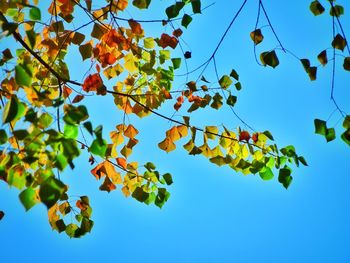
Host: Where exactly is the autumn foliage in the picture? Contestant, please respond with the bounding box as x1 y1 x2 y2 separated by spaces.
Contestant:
1 0 348 236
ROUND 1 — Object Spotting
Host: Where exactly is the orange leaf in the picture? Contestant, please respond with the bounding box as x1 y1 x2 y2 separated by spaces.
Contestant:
124 124 139 138
116 157 127 170
99 176 116 192
63 86 72 98
82 73 103 92
166 126 180 142
116 0 128 10
172 28 183 38
104 161 122 184
158 138 176 152
90 162 105 180
100 52 117 67
128 19 143 35
72 94 85 103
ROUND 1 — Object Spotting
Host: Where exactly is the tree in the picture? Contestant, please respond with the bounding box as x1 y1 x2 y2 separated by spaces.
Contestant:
0 0 348 238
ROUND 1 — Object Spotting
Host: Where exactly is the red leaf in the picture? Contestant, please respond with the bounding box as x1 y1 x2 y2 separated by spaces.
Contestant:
82 73 103 92
72 94 85 103
239 131 251 142
158 33 178 49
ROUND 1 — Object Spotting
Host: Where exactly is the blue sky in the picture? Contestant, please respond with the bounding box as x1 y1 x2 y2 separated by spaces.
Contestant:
1 1 350 262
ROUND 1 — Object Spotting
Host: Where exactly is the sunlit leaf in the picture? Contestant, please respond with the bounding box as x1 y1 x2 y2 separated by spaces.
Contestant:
29 6 41 20
219 75 232 89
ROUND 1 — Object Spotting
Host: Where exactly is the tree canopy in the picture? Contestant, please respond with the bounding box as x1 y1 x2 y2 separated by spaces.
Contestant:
0 0 348 238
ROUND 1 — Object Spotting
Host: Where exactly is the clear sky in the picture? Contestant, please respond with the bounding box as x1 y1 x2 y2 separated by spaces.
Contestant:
1 1 350 262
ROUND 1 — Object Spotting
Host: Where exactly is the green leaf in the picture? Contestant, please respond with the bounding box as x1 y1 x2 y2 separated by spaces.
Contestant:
83 121 93 135
181 14 192 28
310 1 325 16
314 119 327 136
191 0 201 13
263 130 274 141
38 113 53 129
63 105 89 125
65 223 79 238
332 34 347 51
260 51 279 68
132 187 149 202
341 129 350 146
0 129 8 144
132 0 151 9
219 75 232 89
64 124 78 139
15 64 32 87
343 115 350 129
26 29 36 49
163 173 173 185
155 188 170 208
2 96 26 124
90 139 107 157
19 187 38 211
166 2 185 19
325 127 336 142
259 167 274 181
278 167 293 189
298 156 308 166
330 5 344 17
171 58 181 69
29 6 41 20
143 37 155 49
39 177 66 208
343 57 350 71
235 82 242 91
226 94 237 107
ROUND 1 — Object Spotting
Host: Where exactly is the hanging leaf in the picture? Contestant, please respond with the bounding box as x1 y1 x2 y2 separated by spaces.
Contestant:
278 167 293 189
343 57 350 71
250 29 264 45
317 50 328 66
259 167 274 181
309 1 325 16
330 5 344 17
29 6 41 20
260 51 279 68
307 66 317 81
191 0 201 14
15 64 32 87
39 177 66 208
181 14 192 28
19 187 39 211
219 75 232 89
132 0 151 9
332 34 347 51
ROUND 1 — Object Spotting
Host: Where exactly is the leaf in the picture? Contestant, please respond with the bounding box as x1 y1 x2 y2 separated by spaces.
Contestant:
15 64 32 87
250 29 264 45
332 34 347 51
191 0 201 14
171 58 181 69
0 129 8 144
158 138 176 152
124 124 139 138
343 57 350 71
343 115 350 129
278 167 293 189
39 177 66 208
260 51 279 68
317 50 328 66
219 75 232 89
226 95 237 107
166 2 185 19
309 1 325 16
90 139 107 157
341 129 350 146
230 69 239 80
19 187 38 211
181 14 192 28
259 167 274 181
64 124 78 139
155 188 170 208
65 223 79 238
99 177 116 192
132 187 149 202
235 82 242 91
314 119 327 136
307 66 317 81
116 157 127 170
0 211 4 221
72 32 85 45
79 41 93 61
132 0 151 9
162 173 173 185
143 37 155 49
300 59 310 71
29 6 41 20
2 96 26 124
330 5 344 17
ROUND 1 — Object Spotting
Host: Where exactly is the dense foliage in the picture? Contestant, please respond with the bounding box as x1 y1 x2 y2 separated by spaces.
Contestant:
0 0 348 238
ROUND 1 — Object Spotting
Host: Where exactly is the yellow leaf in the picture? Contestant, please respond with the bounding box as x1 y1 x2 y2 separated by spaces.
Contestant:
121 186 130 197
104 161 122 184
110 131 124 145
177 125 188 138
205 126 219 140
124 52 138 72
166 126 180 141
